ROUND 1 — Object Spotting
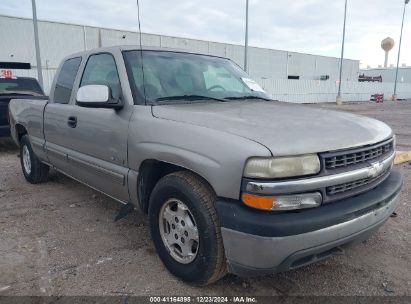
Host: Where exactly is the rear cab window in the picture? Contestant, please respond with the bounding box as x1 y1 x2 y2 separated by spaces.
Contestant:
53 57 82 104
0 78 43 96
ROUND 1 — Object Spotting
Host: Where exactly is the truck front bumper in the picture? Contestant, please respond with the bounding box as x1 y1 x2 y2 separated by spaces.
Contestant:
216 169 402 277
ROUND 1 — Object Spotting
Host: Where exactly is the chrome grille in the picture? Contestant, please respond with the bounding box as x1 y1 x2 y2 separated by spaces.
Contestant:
324 140 393 170
326 169 390 195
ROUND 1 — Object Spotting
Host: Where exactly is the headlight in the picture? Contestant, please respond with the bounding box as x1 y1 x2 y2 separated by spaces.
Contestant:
244 154 321 179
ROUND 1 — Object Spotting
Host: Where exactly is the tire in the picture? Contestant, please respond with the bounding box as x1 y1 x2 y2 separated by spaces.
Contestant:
148 171 227 285
20 135 49 184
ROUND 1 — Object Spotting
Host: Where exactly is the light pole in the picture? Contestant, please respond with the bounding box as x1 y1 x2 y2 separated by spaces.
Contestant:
336 0 348 105
244 0 249 72
392 0 409 101
31 0 44 90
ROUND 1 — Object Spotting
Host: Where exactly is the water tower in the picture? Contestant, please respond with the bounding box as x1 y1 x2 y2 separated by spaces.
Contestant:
381 37 395 68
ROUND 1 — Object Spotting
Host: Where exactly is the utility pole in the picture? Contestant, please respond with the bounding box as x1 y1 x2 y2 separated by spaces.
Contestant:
336 0 348 105
244 0 249 72
31 0 44 89
392 0 409 101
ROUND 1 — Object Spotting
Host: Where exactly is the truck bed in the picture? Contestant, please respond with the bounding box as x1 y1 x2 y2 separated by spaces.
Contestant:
8 97 49 143
1 95 48 137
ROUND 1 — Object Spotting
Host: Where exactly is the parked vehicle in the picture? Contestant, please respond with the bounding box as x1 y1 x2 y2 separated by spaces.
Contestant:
8 46 402 285
371 93 384 103
0 74 45 137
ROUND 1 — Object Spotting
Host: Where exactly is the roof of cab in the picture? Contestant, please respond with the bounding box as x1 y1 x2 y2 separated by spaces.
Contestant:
62 45 229 62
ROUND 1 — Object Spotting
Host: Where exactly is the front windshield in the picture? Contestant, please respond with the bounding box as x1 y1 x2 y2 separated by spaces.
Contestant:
123 50 270 103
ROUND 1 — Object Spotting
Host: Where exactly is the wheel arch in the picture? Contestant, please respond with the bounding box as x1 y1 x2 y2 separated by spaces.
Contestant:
15 123 28 143
136 159 216 213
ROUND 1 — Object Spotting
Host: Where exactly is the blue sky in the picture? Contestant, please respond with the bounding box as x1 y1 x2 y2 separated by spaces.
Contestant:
1 0 410 68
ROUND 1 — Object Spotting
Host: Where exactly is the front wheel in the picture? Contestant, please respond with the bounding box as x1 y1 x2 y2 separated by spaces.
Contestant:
20 135 49 184
148 171 227 285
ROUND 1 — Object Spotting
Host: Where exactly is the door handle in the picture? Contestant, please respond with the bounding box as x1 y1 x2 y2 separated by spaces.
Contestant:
67 116 77 128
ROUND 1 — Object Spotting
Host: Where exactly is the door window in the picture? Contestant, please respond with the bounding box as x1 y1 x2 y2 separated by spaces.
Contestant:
80 53 121 99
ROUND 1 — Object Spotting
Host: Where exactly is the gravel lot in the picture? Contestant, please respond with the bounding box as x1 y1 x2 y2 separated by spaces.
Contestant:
0 101 410 296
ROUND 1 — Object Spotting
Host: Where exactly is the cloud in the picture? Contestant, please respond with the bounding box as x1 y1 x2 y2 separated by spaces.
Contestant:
1 0 410 67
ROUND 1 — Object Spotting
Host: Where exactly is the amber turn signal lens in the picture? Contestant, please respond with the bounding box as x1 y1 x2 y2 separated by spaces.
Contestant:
241 193 276 210
242 192 322 211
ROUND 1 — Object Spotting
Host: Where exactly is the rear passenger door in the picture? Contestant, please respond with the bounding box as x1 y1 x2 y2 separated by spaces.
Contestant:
44 57 82 174
65 52 132 202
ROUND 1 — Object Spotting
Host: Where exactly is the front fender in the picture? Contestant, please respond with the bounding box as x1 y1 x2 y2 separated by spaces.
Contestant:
128 106 271 199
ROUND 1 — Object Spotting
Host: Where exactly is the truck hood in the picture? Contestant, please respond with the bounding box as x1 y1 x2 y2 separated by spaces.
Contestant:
151 101 393 156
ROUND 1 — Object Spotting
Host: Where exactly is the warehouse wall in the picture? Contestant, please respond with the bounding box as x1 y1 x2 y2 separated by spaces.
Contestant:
258 79 411 103
1 15 359 88
2 15 410 102
360 67 411 84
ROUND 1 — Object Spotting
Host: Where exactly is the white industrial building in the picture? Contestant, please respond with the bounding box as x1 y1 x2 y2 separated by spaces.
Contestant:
1 14 410 102
360 66 411 84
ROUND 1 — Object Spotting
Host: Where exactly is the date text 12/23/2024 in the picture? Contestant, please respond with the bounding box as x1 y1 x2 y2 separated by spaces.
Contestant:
149 296 257 303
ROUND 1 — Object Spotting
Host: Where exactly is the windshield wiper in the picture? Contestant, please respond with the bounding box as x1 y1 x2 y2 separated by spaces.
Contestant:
224 95 271 101
155 95 226 102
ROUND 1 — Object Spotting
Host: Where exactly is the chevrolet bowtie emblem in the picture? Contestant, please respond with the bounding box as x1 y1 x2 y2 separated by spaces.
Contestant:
368 162 384 178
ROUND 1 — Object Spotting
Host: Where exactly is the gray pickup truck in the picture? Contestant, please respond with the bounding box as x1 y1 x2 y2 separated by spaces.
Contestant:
9 46 402 285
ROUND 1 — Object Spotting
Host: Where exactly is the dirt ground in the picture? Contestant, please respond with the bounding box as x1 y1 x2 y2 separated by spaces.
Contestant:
0 101 410 297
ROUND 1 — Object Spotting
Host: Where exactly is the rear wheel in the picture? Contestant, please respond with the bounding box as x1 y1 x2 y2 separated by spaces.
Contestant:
20 135 49 184
149 171 227 285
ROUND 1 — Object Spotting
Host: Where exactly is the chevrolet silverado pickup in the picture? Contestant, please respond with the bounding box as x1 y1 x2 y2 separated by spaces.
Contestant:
8 46 402 285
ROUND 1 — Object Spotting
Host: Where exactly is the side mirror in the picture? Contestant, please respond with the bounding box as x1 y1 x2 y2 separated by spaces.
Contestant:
76 85 123 109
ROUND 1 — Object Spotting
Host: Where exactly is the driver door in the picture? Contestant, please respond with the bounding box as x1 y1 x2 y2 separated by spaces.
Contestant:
66 52 132 202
